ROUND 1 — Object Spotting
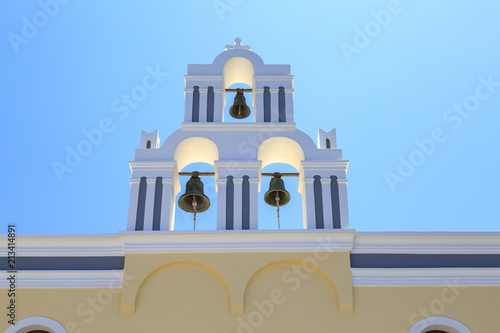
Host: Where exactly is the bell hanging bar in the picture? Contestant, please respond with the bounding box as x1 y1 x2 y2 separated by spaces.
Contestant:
225 88 252 92
178 172 299 177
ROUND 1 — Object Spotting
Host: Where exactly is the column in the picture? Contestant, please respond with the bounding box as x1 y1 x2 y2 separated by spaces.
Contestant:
270 89 279 122
285 90 294 122
302 178 316 229
233 177 243 230
248 178 259 230
126 179 141 231
337 178 350 229
160 178 175 231
321 178 334 229
207 86 214 122
254 89 264 122
199 88 208 122
216 178 227 230
143 178 157 231
184 89 193 122
214 89 224 122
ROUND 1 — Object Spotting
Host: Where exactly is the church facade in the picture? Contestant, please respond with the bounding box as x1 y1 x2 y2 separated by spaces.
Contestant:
1 39 499 333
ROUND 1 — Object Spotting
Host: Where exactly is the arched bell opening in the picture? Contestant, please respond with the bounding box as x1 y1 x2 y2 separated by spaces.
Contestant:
223 83 254 123
174 162 217 231
258 163 303 230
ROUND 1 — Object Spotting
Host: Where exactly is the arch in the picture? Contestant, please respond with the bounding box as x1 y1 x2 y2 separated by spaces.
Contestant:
211 49 265 77
408 317 471 333
146 139 151 149
4 317 66 333
258 137 305 172
222 57 255 88
174 137 219 171
134 260 232 311
326 137 331 149
242 259 340 309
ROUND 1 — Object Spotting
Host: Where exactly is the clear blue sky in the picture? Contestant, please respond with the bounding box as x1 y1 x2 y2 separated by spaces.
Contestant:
1 1 499 234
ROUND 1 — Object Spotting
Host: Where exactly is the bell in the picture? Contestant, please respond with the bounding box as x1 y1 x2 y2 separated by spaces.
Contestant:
264 172 291 207
264 172 290 229
229 88 251 119
178 171 211 229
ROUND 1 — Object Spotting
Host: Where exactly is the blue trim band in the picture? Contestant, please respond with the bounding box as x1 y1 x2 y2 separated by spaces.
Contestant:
351 254 500 268
0 256 125 270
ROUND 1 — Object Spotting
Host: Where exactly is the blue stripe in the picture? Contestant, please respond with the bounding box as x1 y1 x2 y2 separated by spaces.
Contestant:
351 254 500 268
0 256 125 270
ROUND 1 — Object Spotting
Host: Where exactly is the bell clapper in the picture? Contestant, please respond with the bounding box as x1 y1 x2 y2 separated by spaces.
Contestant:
275 191 280 230
192 194 197 230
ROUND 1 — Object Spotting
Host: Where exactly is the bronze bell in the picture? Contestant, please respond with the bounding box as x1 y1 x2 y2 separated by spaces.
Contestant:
264 172 291 207
229 88 251 119
178 172 211 229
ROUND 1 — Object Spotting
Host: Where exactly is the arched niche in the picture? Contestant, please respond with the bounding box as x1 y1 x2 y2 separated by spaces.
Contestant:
242 259 340 315
223 57 255 89
174 137 219 171
134 261 231 314
258 137 305 173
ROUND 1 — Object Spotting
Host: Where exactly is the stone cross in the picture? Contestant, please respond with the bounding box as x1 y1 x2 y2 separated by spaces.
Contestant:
225 37 251 51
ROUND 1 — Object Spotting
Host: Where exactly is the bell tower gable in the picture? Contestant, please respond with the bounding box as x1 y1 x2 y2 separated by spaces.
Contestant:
184 38 294 124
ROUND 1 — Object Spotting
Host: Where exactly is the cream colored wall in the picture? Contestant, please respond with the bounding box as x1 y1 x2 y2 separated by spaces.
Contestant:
2 253 499 333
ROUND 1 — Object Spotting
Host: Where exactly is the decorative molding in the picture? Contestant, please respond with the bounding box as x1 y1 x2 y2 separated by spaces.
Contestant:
0 270 123 288
2 231 500 259
181 122 296 132
0 234 123 257
353 232 500 254
5 268 498 288
253 75 294 80
351 268 500 286
118 229 356 254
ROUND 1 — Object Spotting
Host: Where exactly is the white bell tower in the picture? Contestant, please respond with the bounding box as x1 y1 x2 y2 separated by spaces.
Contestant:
126 38 349 231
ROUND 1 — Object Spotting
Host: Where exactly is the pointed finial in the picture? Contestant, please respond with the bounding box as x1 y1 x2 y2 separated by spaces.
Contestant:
225 37 251 51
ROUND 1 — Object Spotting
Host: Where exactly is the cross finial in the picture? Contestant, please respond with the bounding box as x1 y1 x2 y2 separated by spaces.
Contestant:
225 37 251 51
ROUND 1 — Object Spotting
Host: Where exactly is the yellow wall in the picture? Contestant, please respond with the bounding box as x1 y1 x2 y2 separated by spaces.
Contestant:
2 252 499 333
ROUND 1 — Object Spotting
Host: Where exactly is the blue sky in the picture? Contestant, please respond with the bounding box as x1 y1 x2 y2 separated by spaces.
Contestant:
1 1 499 234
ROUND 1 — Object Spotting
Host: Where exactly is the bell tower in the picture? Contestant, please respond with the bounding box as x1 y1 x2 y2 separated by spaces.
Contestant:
183 37 294 124
126 38 349 232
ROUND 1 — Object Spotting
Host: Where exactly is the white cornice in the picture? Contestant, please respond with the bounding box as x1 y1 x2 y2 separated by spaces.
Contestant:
352 232 500 254
0 270 123 288
185 75 224 80
181 122 296 132
253 75 294 80
2 231 499 257
118 229 356 254
351 268 500 286
0 234 123 257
